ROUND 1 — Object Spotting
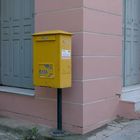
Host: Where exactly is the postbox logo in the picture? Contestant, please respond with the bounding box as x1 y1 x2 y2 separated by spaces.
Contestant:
39 64 54 78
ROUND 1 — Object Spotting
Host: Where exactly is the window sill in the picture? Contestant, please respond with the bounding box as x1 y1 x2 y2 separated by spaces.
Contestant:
0 86 35 96
122 84 140 92
121 84 140 102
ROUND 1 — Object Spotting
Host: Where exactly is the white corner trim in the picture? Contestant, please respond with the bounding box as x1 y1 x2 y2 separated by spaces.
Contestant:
0 86 35 96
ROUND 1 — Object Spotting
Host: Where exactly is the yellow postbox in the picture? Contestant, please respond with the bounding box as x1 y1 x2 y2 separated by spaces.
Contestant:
32 30 72 88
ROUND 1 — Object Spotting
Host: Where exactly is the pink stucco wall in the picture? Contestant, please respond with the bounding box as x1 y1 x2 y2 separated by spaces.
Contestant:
82 0 122 133
35 0 84 133
0 0 123 134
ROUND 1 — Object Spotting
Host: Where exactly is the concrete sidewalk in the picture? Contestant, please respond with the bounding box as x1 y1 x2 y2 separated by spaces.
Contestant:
0 116 139 140
86 119 139 140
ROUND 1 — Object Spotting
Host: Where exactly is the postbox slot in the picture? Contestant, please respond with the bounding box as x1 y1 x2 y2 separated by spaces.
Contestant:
36 35 56 41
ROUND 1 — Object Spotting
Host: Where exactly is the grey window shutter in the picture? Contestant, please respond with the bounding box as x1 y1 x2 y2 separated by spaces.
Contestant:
1 0 34 88
124 0 140 86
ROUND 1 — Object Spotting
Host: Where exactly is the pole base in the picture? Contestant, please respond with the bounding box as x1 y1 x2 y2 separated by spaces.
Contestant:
50 129 67 137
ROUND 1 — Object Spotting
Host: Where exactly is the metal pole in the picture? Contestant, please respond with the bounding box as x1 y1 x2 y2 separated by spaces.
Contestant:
57 88 62 130
50 88 65 136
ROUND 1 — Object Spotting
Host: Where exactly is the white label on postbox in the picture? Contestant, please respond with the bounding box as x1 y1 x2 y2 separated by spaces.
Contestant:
62 49 71 59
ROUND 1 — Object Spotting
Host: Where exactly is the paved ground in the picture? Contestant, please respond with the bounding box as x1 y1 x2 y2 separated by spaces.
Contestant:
0 130 21 140
104 120 140 140
0 117 140 139
86 119 139 140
